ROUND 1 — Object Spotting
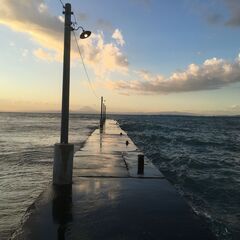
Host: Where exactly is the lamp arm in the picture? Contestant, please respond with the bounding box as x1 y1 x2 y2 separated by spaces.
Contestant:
73 25 84 31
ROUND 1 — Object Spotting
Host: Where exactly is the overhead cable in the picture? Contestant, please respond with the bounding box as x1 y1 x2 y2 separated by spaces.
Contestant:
73 31 100 99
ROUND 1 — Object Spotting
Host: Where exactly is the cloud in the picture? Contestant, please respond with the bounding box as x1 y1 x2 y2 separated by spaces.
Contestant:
0 0 63 57
108 54 240 95
9 41 15 47
58 15 64 23
75 12 88 21
21 49 29 57
0 0 128 76
193 0 240 27
74 31 128 76
206 13 223 24
96 19 114 32
224 0 240 27
33 48 60 62
112 29 125 46
230 104 240 110
38 2 48 13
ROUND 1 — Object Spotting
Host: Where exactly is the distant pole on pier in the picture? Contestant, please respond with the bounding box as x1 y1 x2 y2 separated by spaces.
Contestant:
100 96 103 127
60 3 72 144
100 96 106 128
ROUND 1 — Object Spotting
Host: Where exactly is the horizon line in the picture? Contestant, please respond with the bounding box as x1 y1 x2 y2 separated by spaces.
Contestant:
0 110 240 117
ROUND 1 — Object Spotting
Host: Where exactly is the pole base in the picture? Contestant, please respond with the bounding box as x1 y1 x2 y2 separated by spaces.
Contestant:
53 143 74 185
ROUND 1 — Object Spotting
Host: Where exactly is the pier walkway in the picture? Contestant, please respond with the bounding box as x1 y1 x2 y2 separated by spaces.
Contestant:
11 120 216 240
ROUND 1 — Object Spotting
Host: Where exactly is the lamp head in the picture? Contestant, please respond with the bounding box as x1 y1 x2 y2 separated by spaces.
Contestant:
80 30 91 39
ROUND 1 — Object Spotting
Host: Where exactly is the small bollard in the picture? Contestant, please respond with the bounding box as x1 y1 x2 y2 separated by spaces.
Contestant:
138 154 144 175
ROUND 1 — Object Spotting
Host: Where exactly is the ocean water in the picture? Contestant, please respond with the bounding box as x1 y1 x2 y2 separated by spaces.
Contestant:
116 115 240 240
0 112 99 240
1 113 240 240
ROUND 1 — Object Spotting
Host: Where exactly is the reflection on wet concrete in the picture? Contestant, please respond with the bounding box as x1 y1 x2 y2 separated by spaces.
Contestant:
99 123 105 134
52 185 72 240
11 178 216 240
74 120 163 178
99 127 105 152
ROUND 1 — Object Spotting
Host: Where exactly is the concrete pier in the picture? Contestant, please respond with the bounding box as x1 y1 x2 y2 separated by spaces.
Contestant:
10 120 216 240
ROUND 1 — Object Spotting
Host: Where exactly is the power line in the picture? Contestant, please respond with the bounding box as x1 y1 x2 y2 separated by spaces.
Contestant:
58 0 65 8
73 31 100 99
72 12 78 26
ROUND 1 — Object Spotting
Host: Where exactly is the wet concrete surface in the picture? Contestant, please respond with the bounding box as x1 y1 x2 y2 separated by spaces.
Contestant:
10 120 216 240
73 120 163 179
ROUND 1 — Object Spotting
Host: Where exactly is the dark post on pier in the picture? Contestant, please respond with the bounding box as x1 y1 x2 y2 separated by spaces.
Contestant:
53 3 74 186
100 96 106 128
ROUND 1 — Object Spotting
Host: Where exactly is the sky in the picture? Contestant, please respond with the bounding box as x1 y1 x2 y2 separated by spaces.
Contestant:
1 0 240 114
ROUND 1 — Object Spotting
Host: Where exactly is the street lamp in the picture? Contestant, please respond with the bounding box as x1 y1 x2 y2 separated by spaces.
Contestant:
75 26 92 39
53 3 91 185
80 30 91 39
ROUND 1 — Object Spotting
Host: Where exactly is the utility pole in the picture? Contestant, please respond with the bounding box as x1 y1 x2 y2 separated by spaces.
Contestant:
100 96 107 130
53 3 91 185
100 96 103 127
53 3 74 185
61 3 72 144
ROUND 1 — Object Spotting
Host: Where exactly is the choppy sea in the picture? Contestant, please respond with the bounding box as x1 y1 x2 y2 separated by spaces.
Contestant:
116 115 240 240
0 112 99 240
0 113 240 240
